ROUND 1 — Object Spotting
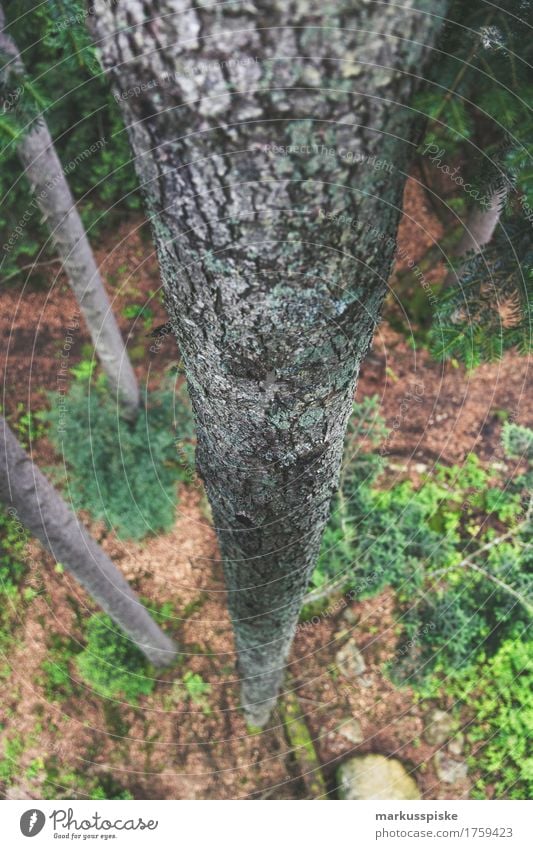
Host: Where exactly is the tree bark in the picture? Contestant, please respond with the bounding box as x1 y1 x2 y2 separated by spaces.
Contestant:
0 415 176 667
0 6 140 422
90 0 448 724
444 182 508 287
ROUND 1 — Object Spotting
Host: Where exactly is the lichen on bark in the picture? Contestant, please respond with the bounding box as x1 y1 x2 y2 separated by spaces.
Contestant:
90 0 448 725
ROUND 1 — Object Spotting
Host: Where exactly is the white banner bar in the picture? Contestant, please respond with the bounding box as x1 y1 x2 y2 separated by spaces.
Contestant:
1 799 531 848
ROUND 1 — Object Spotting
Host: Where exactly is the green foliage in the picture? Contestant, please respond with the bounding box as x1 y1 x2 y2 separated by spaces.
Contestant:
430 639 533 799
12 402 48 447
0 507 37 666
0 508 28 598
25 757 44 780
183 671 211 710
414 0 533 363
69 358 96 382
0 735 24 785
172 670 212 715
503 421 533 461
41 760 133 800
315 399 532 798
122 304 155 332
315 398 533 681
43 380 195 539
417 0 533 193
39 634 80 702
88 779 134 801
40 657 75 702
76 613 155 701
429 220 533 365
0 0 140 281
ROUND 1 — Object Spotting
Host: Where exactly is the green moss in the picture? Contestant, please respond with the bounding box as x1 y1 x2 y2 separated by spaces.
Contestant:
279 690 327 797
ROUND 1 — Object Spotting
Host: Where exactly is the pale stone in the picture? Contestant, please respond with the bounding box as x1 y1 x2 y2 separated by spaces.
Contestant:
338 754 421 800
434 752 468 783
423 709 455 746
335 639 366 678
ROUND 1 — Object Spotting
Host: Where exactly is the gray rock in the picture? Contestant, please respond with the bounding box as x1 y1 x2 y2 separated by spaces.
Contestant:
423 709 455 746
335 639 366 678
337 754 421 800
434 752 468 783
338 718 364 744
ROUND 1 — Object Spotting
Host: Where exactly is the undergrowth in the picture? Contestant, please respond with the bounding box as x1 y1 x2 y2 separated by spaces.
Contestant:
0 508 28 600
75 598 177 702
41 761 134 800
76 613 157 702
313 396 532 798
43 380 195 540
0 508 40 667
423 638 533 800
314 398 531 677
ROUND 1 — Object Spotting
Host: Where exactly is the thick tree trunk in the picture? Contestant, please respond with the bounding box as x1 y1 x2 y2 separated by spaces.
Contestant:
90 0 448 724
0 416 176 667
0 7 140 422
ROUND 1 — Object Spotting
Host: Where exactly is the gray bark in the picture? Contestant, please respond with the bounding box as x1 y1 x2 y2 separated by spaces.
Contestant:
0 415 176 667
445 182 508 286
90 0 448 724
0 6 140 422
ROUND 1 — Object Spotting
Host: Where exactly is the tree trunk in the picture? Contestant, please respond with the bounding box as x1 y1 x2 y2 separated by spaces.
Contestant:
0 416 176 667
90 0 448 725
0 6 140 422
444 182 508 287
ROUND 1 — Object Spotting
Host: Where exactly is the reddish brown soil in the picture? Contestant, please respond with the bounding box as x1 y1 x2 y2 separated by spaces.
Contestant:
0 178 530 800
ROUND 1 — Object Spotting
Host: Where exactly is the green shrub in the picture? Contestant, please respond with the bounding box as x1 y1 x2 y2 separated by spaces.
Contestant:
41 760 134 800
44 381 195 540
0 735 24 785
39 635 81 702
502 422 533 462
315 399 532 681
0 508 28 599
429 639 533 799
89 780 133 801
10 403 47 448
315 400 532 798
76 613 156 701
172 671 212 716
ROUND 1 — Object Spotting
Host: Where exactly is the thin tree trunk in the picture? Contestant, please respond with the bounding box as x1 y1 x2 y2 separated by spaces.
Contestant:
90 0 448 724
0 416 176 667
444 181 508 286
0 6 140 422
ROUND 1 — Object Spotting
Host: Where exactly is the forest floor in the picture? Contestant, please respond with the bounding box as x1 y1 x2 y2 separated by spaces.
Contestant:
0 178 530 800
